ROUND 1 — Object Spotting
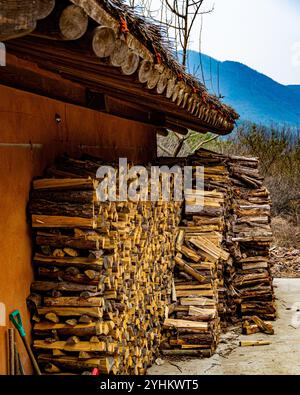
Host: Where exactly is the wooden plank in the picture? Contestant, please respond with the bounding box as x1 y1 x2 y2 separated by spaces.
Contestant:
32 215 97 229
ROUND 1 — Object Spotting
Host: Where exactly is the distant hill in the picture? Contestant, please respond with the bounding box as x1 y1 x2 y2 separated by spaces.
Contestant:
186 50 300 127
288 85 300 97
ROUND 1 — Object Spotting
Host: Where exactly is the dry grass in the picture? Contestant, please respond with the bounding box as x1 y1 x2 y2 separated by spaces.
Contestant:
272 216 300 248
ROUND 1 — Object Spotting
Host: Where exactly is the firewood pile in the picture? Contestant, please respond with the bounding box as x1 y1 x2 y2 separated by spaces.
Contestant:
160 151 231 356
27 155 181 375
187 149 233 320
26 149 276 373
160 211 225 357
227 156 276 320
186 149 276 321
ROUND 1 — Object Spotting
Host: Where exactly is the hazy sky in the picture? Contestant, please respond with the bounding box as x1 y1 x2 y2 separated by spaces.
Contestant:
148 0 300 85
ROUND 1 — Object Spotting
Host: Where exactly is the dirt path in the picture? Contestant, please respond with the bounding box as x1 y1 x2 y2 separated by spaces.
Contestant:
148 279 300 375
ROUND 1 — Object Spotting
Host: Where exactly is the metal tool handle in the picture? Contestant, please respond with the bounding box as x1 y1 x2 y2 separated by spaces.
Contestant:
9 310 42 375
9 310 26 337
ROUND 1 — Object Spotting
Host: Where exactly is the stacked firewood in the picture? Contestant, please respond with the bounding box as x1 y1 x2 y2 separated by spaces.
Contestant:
161 233 221 356
27 155 181 375
160 184 230 356
187 149 234 320
227 156 276 320
187 150 276 322
26 150 276 370
159 149 276 359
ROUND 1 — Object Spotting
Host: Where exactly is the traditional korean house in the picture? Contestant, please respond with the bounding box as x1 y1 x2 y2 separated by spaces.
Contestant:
0 0 239 374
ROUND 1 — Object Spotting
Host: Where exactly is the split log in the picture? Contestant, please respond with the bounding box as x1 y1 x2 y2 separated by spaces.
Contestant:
38 354 114 374
33 340 108 352
38 306 103 318
32 190 95 204
30 199 94 218
177 245 200 262
43 297 104 307
36 232 100 250
31 281 98 293
240 341 271 347
163 319 209 331
34 254 103 270
33 178 97 191
251 316 274 335
34 321 114 336
161 349 211 357
174 258 206 282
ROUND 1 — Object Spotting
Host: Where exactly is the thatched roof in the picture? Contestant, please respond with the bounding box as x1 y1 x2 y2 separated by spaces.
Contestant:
92 0 238 121
71 0 239 129
0 0 239 134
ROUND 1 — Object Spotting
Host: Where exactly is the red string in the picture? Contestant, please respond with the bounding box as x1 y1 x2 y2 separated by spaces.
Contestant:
120 17 129 34
155 51 162 65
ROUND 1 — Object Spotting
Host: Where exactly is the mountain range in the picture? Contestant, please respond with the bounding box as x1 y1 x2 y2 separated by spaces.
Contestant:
186 50 300 127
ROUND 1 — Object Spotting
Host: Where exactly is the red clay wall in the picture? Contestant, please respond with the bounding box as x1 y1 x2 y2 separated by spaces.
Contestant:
0 84 157 374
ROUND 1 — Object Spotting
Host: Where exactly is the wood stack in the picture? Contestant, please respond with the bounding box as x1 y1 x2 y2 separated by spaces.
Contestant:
160 181 230 356
27 150 276 370
227 156 276 320
161 231 221 357
186 149 276 322
187 149 234 320
27 155 181 375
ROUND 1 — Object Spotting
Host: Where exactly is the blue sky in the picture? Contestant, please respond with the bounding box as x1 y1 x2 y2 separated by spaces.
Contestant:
146 0 300 85
197 0 300 85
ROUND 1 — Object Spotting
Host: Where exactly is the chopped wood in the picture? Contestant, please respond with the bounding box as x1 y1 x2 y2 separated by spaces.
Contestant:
239 341 271 347
27 150 276 374
29 155 182 374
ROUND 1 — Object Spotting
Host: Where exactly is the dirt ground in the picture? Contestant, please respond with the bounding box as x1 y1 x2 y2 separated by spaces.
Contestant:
271 247 300 278
148 279 300 375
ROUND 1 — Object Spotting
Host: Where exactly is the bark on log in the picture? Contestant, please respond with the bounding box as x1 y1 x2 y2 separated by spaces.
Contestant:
38 354 114 374
36 233 100 250
38 306 103 317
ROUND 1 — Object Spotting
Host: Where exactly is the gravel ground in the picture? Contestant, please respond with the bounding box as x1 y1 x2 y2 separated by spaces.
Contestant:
148 279 300 375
